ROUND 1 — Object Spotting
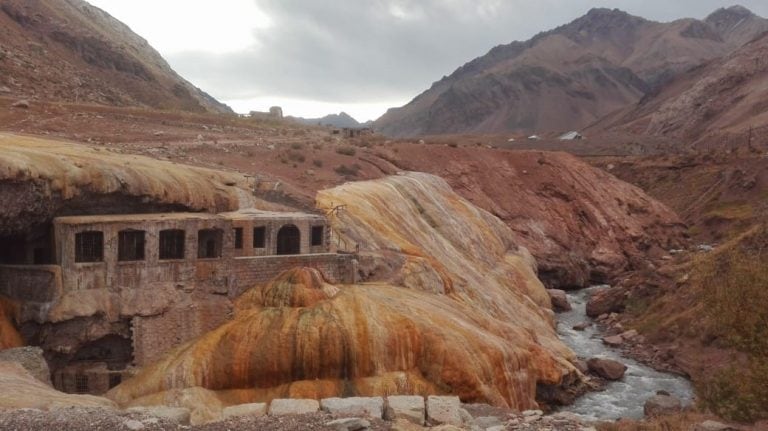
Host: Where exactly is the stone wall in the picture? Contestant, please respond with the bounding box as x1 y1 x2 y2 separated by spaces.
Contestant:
0 264 61 302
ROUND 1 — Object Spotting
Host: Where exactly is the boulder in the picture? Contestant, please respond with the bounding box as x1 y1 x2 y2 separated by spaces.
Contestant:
587 358 627 380
126 406 191 425
693 420 737 431
620 329 639 340
547 289 571 312
325 417 371 431
573 322 590 331
320 397 384 418
11 100 29 109
472 416 504 429
426 396 463 426
268 398 319 416
643 394 682 417
222 402 267 419
586 287 626 317
385 395 425 425
602 335 624 347
0 346 51 385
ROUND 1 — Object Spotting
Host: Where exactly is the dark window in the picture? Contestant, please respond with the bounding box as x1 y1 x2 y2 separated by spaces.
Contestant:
253 226 266 248
159 229 185 260
118 230 145 261
75 374 89 394
197 229 223 259
75 231 103 263
233 228 243 249
311 226 324 247
108 374 122 389
276 225 301 255
33 247 52 265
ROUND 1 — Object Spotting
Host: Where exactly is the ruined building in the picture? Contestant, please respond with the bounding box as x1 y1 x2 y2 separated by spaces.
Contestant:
0 209 356 395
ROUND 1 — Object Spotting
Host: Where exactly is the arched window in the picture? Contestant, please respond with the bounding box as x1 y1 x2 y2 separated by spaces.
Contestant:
276 225 301 255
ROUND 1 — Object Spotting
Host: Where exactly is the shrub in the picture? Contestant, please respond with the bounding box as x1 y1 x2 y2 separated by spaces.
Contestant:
313 159 323 167
334 163 361 177
290 142 305 150
336 146 356 156
286 150 305 163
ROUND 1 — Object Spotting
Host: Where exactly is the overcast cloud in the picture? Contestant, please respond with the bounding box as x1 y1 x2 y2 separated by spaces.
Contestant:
89 0 768 121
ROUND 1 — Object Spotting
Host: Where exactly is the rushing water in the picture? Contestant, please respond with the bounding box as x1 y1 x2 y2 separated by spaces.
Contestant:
557 286 694 421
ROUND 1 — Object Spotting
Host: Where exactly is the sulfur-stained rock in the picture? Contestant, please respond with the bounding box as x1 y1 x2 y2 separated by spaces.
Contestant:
0 297 23 350
385 395 425 425
222 402 267 419
426 396 463 426
268 398 320 416
321 397 384 418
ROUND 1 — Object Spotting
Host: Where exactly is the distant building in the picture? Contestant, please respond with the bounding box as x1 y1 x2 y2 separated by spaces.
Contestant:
269 106 284 119
558 131 584 140
527 135 541 140
248 106 284 120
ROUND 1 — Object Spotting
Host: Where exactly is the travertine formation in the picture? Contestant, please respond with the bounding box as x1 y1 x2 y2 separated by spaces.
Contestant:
107 173 577 413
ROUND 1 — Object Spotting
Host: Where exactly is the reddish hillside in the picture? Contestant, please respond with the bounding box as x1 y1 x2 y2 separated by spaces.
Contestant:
0 0 230 113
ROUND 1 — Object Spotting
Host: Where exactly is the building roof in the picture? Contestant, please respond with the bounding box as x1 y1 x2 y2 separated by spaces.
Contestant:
54 209 326 226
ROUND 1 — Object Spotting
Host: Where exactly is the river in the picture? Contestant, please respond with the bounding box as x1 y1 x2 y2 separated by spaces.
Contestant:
557 286 695 420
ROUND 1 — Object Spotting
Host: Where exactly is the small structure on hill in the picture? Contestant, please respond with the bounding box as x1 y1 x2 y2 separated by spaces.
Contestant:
527 135 541 140
558 131 584 140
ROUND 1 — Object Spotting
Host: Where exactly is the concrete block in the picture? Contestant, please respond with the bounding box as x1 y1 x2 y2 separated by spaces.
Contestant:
426 396 463 426
384 395 425 425
268 398 319 416
320 397 384 418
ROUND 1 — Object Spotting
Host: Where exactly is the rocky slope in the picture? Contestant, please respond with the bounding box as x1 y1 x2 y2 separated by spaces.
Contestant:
0 0 230 113
374 6 768 137
291 112 364 128
595 31 768 146
379 146 686 288
107 173 578 417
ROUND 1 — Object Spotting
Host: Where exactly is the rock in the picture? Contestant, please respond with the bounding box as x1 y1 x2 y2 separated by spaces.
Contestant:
385 395 425 425
573 322 590 331
621 329 639 340
0 86 11 93
11 99 29 109
472 416 503 429
522 409 543 416
123 419 145 430
486 426 506 431
426 396 463 426
221 402 267 419
643 394 682 417
693 420 737 431
573 359 589 374
602 335 624 347
320 397 384 418
325 417 371 431
587 357 627 380
268 398 319 416
126 407 191 425
586 287 626 317
0 346 52 385
547 289 571 312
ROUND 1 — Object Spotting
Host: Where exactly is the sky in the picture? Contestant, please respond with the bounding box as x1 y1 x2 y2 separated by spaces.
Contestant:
88 0 768 122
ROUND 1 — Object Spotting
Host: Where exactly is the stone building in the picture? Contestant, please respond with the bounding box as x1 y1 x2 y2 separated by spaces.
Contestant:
0 210 356 395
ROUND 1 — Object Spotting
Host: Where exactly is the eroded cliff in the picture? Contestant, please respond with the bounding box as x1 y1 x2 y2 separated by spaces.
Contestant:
107 173 577 415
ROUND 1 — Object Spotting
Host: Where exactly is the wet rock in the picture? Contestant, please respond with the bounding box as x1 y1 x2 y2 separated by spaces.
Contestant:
0 346 51 385
573 359 589 374
426 396 463 426
573 322 590 331
547 289 571 312
320 397 384 418
268 398 320 416
602 335 624 347
586 287 626 317
126 406 190 425
384 395 425 425
221 402 267 419
587 357 627 380
643 394 682 417
693 420 737 431
325 417 371 431
620 329 638 340
472 416 503 429
11 99 29 109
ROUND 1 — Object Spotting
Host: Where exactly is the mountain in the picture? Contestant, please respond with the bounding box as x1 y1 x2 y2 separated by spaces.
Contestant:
374 6 768 137
594 30 768 144
291 111 364 128
0 0 231 113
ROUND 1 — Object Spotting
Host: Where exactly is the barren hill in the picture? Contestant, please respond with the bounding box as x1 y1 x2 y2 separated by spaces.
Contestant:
594 31 768 146
374 6 768 137
0 0 230 113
